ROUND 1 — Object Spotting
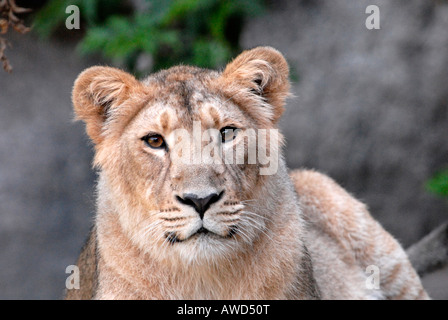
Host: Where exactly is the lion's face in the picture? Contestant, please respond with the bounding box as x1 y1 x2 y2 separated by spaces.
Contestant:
73 47 290 264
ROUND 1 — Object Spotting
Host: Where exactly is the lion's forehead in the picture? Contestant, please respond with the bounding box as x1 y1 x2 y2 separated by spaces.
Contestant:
134 81 242 135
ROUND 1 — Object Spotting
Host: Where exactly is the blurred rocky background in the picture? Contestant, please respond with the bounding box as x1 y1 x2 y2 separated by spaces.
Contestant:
0 0 447 299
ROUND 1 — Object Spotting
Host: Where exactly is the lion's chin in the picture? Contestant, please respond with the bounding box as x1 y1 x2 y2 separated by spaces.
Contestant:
155 232 244 266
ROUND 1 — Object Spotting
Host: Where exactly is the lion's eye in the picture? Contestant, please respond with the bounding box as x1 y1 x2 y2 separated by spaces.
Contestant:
142 134 166 149
220 126 238 143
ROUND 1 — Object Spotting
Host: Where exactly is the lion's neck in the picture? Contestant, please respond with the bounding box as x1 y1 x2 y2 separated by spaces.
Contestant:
94 165 320 299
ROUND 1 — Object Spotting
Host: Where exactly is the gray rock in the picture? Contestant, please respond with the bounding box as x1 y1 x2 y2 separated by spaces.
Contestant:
0 33 96 299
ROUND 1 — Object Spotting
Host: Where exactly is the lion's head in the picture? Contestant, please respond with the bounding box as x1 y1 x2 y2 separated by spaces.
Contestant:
73 47 290 265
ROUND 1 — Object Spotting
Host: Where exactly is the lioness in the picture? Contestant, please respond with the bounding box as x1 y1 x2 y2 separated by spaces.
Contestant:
66 47 428 299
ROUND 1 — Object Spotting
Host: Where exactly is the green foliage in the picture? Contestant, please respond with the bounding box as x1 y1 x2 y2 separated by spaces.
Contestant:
33 0 266 74
426 169 448 198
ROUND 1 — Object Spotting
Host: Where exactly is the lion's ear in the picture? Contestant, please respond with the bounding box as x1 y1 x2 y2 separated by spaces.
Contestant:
220 46 290 125
72 66 142 144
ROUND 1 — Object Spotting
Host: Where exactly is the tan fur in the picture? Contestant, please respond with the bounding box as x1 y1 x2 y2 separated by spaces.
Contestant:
66 47 428 300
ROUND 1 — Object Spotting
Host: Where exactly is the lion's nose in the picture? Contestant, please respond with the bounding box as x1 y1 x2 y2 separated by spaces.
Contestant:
176 192 223 219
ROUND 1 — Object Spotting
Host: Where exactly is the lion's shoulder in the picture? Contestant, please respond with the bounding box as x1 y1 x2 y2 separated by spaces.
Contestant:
289 169 367 223
289 168 375 263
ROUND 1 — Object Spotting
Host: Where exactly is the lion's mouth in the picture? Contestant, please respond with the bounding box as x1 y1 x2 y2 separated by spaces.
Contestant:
165 226 238 244
196 226 209 235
